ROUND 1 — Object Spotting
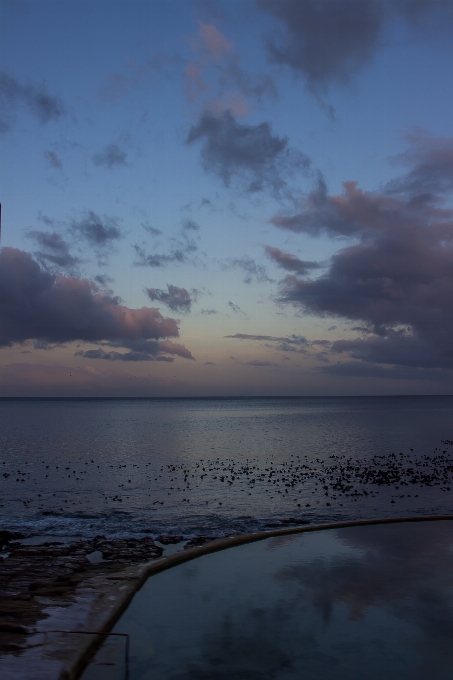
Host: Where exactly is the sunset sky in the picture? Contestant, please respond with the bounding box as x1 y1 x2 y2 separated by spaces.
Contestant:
1 0 452 397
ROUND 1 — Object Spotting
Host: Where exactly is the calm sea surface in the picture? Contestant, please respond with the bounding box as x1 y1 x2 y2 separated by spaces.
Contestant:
0 396 452 540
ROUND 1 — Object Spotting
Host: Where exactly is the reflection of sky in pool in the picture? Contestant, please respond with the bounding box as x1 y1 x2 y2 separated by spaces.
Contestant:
82 520 453 680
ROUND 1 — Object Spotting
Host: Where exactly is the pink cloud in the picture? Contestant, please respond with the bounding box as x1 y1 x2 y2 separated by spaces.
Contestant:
198 22 232 59
0 248 193 362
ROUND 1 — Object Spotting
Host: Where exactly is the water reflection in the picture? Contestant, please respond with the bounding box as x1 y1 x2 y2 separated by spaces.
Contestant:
82 520 453 679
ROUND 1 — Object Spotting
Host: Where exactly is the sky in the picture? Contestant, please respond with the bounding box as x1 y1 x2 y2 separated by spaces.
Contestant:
0 0 452 397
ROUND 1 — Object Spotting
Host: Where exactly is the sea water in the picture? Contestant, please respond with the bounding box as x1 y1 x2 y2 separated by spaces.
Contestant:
0 396 452 540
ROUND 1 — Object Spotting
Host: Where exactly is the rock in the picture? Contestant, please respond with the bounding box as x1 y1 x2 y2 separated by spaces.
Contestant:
0 531 24 550
155 535 184 545
95 537 163 562
184 536 216 549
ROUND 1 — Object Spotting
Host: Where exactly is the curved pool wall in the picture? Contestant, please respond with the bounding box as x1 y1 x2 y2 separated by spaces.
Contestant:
78 514 453 680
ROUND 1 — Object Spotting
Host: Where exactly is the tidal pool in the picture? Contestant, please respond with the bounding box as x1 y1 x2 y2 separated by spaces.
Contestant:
81 519 453 680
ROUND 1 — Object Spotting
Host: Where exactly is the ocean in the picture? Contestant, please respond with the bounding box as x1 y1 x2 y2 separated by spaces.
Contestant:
0 396 452 541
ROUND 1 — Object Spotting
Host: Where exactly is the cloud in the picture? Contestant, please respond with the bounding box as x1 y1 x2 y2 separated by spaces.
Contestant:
330 333 453 370
223 255 273 284
75 348 171 362
385 133 453 201
1 71 65 132
71 211 123 265
185 21 276 109
142 223 162 237
0 248 193 362
272 136 453 376
227 301 247 316
245 360 279 367
198 21 232 58
265 245 320 274
93 143 127 169
133 224 199 268
146 284 198 313
186 110 309 195
261 0 385 91
319 361 451 384
27 211 123 270
75 337 194 362
260 1 453 97
44 150 63 169
94 273 114 286
225 332 308 353
225 332 306 344
27 230 79 272
132 229 198 267
182 219 200 231
201 308 218 315
217 59 277 105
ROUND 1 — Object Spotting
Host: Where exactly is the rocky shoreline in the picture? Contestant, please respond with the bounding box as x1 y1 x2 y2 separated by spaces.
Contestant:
2 513 453 679
0 530 221 679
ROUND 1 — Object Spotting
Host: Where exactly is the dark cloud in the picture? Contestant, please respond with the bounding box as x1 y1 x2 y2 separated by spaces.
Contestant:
133 226 199 268
227 301 247 316
94 274 114 286
204 361 215 365
71 211 122 265
142 224 162 237
75 348 171 362
223 255 273 284
261 0 384 91
225 332 308 353
44 150 63 169
1 71 65 132
0 248 193 363
27 230 79 272
218 57 278 103
186 110 309 195
92 143 127 169
319 361 450 384
201 308 218 315
273 136 453 377
146 284 198 313
75 337 194 362
72 211 122 246
330 333 453 370
265 245 320 274
396 0 453 26
183 219 200 231
385 134 453 202
260 1 453 97
225 332 307 344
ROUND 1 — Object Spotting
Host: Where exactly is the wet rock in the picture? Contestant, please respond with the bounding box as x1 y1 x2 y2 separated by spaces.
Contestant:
0 535 165 657
184 536 217 549
155 535 184 545
95 536 163 562
0 531 24 550
266 518 309 528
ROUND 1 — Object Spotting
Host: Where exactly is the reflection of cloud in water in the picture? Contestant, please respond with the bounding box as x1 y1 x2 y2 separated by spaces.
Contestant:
275 522 453 672
174 603 343 680
105 522 453 680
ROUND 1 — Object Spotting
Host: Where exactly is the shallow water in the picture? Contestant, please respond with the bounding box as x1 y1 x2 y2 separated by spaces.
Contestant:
0 396 452 540
82 519 453 680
